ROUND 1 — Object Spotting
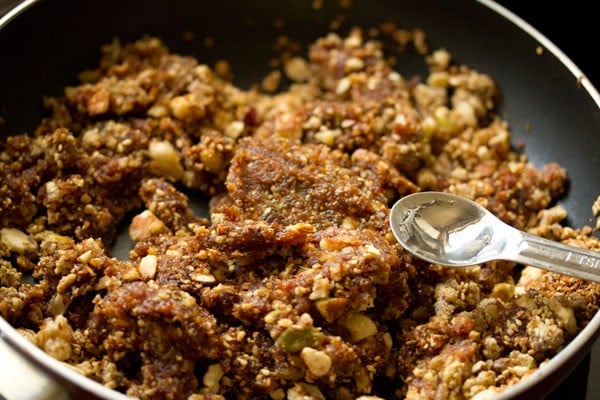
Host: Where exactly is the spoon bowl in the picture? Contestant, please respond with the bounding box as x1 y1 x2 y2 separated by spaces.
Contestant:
390 191 600 283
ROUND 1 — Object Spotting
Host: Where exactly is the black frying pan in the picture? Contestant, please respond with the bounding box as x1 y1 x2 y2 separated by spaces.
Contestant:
2 0 600 226
0 1 599 399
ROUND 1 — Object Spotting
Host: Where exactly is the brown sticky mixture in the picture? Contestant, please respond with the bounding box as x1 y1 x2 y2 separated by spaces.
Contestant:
1 27 599 400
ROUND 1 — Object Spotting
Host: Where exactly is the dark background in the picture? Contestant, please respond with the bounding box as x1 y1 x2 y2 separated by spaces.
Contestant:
2 0 598 90
496 1 599 91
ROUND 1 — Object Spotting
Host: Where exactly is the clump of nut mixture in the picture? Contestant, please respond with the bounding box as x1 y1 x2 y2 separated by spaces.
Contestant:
1 27 599 400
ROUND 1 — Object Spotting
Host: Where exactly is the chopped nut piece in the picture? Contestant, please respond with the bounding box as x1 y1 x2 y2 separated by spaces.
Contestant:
261 70 282 93
287 383 326 400
169 93 206 120
345 57 365 72
314 129 341 146
129 210 168 241
336 77 352 95
491 282 514 302
315 297 349 322
276 327 324 352
309 275 330 300
148 140 184 180
284 57 310 82
35 315 73 362
147 104 169 118
203 363 224 392
300 347 332 377
190 272 216 283
0 228 38 254
138 254 158 279
344 313 378 342
225 121 245 139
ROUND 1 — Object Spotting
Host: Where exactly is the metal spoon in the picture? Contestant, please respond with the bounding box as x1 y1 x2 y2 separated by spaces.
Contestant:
389 191 600 283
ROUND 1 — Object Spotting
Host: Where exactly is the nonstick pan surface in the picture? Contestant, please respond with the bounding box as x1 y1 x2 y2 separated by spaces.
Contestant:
1 1 599 399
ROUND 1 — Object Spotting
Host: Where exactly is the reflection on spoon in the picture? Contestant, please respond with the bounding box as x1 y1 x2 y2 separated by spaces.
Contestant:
390 191 600 283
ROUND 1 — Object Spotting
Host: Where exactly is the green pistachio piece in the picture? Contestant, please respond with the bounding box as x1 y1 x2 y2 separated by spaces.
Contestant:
276 327 324 352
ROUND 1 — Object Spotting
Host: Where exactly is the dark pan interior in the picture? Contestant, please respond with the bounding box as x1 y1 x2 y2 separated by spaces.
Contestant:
2 0 600 230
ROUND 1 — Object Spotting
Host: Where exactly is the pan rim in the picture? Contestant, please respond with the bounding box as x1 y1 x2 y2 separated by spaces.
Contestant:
0 315 131 399
0 0 38 29
478 0 600 109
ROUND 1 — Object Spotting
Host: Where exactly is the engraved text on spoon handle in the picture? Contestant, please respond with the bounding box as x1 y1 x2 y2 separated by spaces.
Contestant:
509 230 600 283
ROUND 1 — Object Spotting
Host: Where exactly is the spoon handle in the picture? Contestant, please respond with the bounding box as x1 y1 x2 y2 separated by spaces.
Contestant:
509 229 600 283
